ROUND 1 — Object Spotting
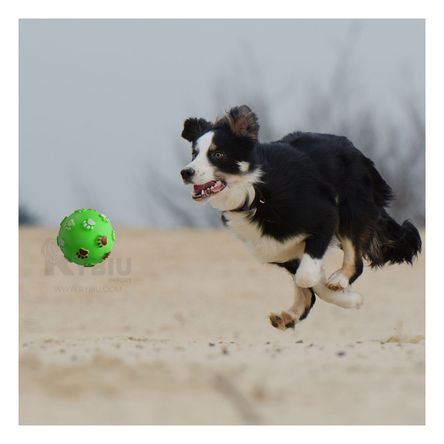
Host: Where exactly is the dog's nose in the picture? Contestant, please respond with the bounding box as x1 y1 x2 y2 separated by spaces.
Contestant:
180 168 195 181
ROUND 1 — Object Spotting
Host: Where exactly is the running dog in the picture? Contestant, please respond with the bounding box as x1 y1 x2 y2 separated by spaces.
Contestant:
180 105 421 330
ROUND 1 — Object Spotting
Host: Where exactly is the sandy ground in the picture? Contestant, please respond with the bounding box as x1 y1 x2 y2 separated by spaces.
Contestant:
19 227 425 425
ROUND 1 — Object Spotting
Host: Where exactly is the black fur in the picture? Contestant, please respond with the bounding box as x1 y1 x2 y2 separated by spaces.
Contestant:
181 118 213 143
248 142 338 262
364 209 422 267
274 259 301 275
230 131 421 268
181 106 422 289
211 129 253 174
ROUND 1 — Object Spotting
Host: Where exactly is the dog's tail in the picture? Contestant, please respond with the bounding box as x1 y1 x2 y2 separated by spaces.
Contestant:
366 157 394 208
364 208 422 267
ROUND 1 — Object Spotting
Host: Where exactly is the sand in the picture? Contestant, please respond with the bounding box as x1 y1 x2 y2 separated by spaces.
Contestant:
19 227 425 425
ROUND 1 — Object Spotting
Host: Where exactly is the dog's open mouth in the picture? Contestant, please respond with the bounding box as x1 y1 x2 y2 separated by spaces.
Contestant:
192 180 226 200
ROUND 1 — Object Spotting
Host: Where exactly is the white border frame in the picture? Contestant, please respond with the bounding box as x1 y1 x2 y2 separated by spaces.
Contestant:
2 1 441 442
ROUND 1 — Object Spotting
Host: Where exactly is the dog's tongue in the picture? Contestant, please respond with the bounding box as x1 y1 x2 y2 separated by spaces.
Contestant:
193 181 214 193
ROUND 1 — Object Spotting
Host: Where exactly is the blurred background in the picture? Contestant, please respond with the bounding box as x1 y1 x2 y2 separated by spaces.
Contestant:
19 20 425 425
19 19 425 227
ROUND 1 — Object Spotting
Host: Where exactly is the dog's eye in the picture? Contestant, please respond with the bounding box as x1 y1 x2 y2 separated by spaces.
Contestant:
213 152 224 159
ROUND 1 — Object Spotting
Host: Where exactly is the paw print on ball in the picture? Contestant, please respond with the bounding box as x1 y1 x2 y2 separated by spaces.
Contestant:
64 218 75 231
96 235 108 248
98 213 110 223
57 237 65 250
82 218 96 230
76 248 89 260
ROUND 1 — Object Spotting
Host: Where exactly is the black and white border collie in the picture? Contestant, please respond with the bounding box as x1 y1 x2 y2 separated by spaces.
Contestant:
180 105 422 330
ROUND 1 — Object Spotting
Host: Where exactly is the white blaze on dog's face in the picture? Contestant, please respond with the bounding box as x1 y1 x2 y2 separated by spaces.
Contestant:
186 131 217 184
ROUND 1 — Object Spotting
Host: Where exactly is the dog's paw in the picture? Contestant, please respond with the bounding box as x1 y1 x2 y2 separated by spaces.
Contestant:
269 311 296 330
315 285 364 309
326 270 349 291
295 256 322 288
342 289 364 309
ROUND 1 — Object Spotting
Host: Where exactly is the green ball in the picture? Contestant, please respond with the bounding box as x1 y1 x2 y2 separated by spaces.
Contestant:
57 209 115 267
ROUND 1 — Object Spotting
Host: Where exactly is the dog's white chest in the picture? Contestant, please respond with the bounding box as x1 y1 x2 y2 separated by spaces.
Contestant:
223 211 306 263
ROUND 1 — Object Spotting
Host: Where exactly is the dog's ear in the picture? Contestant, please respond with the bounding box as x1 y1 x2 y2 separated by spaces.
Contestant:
216 105 259 141
181 118 213 143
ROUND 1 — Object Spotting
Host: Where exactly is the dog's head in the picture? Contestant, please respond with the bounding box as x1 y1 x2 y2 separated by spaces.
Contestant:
180 105 260 207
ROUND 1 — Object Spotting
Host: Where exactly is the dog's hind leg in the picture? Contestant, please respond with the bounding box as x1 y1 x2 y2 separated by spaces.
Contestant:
326 237 364 291
269 285 316 330
314 270 363 309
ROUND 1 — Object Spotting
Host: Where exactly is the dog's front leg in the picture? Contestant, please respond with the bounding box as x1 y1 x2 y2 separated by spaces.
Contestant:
295 231 333 288
269 283 316 330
